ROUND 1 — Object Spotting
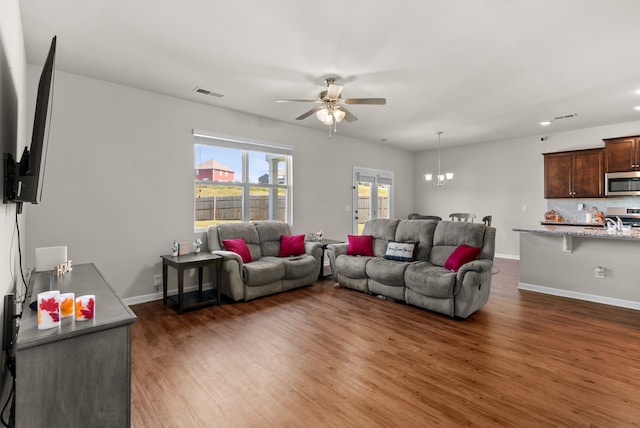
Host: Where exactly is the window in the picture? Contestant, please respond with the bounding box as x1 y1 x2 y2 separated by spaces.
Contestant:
353 167 394 234
193 130 293 231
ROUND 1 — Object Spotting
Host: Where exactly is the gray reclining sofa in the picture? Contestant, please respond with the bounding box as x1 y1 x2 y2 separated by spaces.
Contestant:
208 221 322 301
326 219 496 318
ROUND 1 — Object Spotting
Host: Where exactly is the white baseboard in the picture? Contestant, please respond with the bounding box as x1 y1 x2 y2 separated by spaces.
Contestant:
495 253 519 260
123 282 214 306
518 282 640 311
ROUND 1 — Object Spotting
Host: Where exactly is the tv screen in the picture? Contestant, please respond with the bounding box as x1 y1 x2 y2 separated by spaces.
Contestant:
2 35 56 210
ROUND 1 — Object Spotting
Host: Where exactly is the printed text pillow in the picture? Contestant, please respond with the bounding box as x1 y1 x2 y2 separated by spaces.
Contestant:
384 240 417 262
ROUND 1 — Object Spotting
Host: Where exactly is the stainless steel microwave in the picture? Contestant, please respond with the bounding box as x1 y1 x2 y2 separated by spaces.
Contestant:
605 171 640 196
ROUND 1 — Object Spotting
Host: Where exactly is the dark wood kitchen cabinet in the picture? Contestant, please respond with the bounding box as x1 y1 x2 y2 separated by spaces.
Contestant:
604 136 640 172
544 148 604 198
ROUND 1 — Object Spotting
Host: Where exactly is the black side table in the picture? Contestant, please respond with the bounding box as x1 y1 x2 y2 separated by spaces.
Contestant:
312 238 344 280
161 252 222 314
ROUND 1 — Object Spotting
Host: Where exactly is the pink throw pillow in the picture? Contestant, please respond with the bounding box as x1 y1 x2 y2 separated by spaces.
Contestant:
444 244 482 272
222 238 252 263
347 235 374 256
280 234 305 257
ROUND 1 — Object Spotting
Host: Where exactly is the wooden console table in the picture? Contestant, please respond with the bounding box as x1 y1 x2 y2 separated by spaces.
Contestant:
16 263 137 427
161 252 222 314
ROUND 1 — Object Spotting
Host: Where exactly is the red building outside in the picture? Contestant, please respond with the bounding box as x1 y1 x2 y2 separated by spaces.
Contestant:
195 159 235 182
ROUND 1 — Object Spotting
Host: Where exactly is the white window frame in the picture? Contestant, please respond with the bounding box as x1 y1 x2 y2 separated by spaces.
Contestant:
193 129 293 232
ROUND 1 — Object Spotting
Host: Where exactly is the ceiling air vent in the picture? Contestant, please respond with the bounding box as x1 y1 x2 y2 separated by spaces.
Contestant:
193 87 224 98
553 113 578 120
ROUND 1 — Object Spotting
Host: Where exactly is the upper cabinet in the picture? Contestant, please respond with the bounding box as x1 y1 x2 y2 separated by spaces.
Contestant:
544 149 604 198
604 136 640 172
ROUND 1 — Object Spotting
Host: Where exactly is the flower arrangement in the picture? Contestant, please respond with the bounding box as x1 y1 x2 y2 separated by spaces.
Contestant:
172 241 179 256
193 238 202 253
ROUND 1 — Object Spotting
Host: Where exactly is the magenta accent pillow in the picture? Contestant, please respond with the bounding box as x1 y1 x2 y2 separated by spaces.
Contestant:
444 244 482 272
347 235 374 256
280 234 305 257
222 238 252 263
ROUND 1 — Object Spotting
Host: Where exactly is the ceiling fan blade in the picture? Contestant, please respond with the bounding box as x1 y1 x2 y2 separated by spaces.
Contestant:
343 98 387 105
296 106 323 120
276 99 320 103
326 83 343 99
337 106 358 122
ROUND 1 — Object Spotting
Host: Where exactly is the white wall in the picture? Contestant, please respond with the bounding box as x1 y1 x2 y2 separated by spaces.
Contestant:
24 69 415 300
414 120 640 258
414 134 545 258
0 0 27 405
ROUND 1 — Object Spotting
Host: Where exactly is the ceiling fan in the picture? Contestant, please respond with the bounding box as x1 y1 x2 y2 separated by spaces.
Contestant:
276 78 386 135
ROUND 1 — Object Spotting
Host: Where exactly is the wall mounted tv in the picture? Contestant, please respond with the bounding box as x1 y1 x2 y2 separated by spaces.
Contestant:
3 35 56 214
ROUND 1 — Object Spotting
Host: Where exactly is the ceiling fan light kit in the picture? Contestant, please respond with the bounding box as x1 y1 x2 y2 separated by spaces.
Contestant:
315 105 345 125
276 77 386 137
425 131 454 187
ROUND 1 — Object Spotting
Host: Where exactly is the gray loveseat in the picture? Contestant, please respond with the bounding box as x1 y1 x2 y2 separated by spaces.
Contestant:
207 221 322 301
326 219 496 318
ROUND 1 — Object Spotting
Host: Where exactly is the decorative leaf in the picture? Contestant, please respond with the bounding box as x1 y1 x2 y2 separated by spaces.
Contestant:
39 297 59 322
60 297 74 317
76 300 83 319
81 298 95 319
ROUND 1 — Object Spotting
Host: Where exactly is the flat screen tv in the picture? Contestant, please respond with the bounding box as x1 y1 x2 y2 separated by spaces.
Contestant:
3 35 56 213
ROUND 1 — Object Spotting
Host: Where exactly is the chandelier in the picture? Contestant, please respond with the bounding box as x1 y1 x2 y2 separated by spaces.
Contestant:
424 131 454 187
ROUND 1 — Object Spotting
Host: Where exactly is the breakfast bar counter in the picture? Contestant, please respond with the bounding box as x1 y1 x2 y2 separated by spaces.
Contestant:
513 224 640 311
513 224 640 247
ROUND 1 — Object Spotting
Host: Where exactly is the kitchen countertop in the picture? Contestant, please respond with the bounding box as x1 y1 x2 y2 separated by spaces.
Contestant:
514 224 640 241
539 221 604 227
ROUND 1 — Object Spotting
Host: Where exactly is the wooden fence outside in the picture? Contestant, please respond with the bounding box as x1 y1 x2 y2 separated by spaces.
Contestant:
196 195 389 223
195 196 285 221
356 196 390 224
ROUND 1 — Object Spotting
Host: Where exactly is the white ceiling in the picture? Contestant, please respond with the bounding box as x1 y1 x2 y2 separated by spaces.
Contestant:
19 0 640 151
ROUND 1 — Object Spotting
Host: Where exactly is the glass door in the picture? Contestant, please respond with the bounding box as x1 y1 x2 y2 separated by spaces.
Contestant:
353 167 394 234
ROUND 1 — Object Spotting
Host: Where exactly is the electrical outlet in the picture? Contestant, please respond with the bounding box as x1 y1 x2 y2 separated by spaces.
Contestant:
595 266 605 279
153 275 162 290
578 203 585 211
522 204 528 212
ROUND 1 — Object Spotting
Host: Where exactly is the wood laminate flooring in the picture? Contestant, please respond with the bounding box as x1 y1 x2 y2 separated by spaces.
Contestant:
130 258 640 427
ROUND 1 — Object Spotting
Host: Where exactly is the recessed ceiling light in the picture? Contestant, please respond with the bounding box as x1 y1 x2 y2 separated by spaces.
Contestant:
634 106 640 111
635 89 640 95
539 121 552 126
